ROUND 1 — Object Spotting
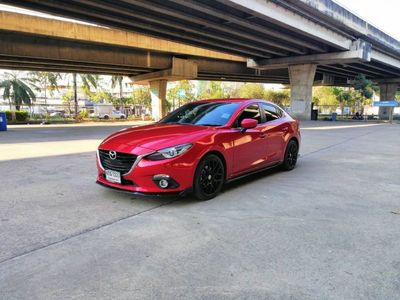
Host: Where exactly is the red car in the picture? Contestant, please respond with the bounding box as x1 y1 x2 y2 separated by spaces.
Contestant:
96 99 300 200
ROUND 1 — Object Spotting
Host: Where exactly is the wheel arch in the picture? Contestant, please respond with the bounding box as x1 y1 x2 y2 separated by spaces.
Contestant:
288 136 299 147
197 150 228 181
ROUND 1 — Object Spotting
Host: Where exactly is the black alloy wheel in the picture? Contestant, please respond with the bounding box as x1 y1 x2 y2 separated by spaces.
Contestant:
194 154 225 200
282 140 299 171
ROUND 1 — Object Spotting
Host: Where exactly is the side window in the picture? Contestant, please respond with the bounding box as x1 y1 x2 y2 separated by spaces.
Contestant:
261 103 281 122
236 104 262 127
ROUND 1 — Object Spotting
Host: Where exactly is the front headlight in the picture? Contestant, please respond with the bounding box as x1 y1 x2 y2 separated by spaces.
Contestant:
146 143 193 160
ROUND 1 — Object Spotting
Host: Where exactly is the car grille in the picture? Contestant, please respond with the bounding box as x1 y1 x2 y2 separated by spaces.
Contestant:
98 150 138 175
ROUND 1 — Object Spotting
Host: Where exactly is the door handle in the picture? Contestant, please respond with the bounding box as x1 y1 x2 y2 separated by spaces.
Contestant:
282 126 289 132
260 133 267 138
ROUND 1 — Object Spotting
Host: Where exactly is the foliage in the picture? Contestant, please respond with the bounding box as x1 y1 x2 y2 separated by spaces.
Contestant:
91 91 116 103
264 89 290 106
5 110 29 122
111 75 124 102
0 72 37 110
167 80 196 107
353 74 376 100
80 74 100 100
79 110 89 118
312 87 338 106
131 86 152 108
332 87 353 104
238 83 265 99
29 72 62 97
197 81 229 99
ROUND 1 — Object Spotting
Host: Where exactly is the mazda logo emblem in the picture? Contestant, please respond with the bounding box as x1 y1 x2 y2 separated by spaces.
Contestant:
109 151 117 160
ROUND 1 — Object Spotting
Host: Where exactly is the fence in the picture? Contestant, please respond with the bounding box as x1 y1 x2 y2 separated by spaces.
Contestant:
312 105 400 121
0 103 151 120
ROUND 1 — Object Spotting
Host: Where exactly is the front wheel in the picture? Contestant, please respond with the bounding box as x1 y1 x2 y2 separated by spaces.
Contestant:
282 140 299 171
193 154 225 201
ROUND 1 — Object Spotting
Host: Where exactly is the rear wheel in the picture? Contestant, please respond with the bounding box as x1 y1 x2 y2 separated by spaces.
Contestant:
104 115 109 120
193 154 225 201
282 140 298 171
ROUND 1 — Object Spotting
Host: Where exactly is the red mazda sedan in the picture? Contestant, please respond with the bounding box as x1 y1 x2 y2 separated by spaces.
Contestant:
96 99 300 200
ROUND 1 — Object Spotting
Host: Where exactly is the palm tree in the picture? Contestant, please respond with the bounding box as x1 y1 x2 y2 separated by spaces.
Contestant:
29 72 62 108
111 75 124 107
69 73 99 117
0 72 36 111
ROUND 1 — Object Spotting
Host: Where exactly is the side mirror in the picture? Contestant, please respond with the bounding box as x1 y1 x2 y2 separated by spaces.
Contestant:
240 118 257 133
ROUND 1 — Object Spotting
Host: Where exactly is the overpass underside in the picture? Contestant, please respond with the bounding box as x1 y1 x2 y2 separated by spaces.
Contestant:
0 27 348 86
1 0 400 120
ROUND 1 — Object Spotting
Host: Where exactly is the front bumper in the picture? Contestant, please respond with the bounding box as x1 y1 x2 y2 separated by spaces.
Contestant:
96 180 192 198
96 148 199 195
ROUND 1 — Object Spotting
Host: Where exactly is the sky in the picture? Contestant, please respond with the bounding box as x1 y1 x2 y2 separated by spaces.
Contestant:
334 0 400 40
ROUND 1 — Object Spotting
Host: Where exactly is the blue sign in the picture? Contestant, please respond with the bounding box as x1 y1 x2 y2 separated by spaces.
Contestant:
373 100 399 107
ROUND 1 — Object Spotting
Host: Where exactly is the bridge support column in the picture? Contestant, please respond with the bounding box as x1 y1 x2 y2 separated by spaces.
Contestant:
378 83 398 119
288 64 317 120
149 80 168 121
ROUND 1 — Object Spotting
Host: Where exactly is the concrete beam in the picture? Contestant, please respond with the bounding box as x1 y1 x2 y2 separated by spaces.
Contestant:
248 39 371 70
375 78 400 85
130 58 198 85
371 50 400 70
0 11 245 62
288 64 317 120
222 0 352 50
0 32 282 81
295 0 400 55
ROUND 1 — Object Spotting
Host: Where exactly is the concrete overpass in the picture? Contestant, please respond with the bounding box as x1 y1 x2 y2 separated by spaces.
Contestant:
1 0 400 120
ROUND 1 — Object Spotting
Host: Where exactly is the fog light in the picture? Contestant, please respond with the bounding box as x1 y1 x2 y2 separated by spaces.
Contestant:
159 179 169 189
153 174 180 189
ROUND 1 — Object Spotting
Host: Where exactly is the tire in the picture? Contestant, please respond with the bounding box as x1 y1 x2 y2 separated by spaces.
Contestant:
282 139 299 171
120 116 125 119
104 115 109 120
193 154 225 201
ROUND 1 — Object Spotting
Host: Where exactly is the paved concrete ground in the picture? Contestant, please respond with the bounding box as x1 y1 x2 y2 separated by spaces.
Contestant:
0 121 399 299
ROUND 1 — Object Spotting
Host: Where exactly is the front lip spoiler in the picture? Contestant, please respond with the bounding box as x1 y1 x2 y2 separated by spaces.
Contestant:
96 180 192 199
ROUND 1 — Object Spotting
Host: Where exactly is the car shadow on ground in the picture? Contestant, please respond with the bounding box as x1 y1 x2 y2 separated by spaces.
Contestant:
153 165 284 207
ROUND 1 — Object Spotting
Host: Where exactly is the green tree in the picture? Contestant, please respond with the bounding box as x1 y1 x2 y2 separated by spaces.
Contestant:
91 91 117 104
238 83 265 99
131 86 152 108
167 80 196 109
353 74 378 108
80 74 99 99
222 82 241 98
312 87 338 106
198 81 228 99
69 73 99 117
29 72 62 108
332 87 353 115
264 89 290 106
0 72 36 111
62 91 74 116
111 75 124 107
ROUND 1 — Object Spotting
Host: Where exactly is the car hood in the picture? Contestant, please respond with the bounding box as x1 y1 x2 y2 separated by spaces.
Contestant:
99 123 211 154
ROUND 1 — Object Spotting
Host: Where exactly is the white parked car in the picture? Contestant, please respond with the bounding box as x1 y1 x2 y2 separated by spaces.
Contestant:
100 110 126 119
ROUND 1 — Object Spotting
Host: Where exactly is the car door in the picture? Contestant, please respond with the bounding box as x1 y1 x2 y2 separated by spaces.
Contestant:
260 103 287 163
231 104 267 175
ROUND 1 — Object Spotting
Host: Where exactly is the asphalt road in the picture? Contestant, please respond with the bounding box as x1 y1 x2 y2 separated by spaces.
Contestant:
0 121 399 299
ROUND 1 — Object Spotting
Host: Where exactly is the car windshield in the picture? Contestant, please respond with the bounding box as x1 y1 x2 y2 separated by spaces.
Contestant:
160 102 240 126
